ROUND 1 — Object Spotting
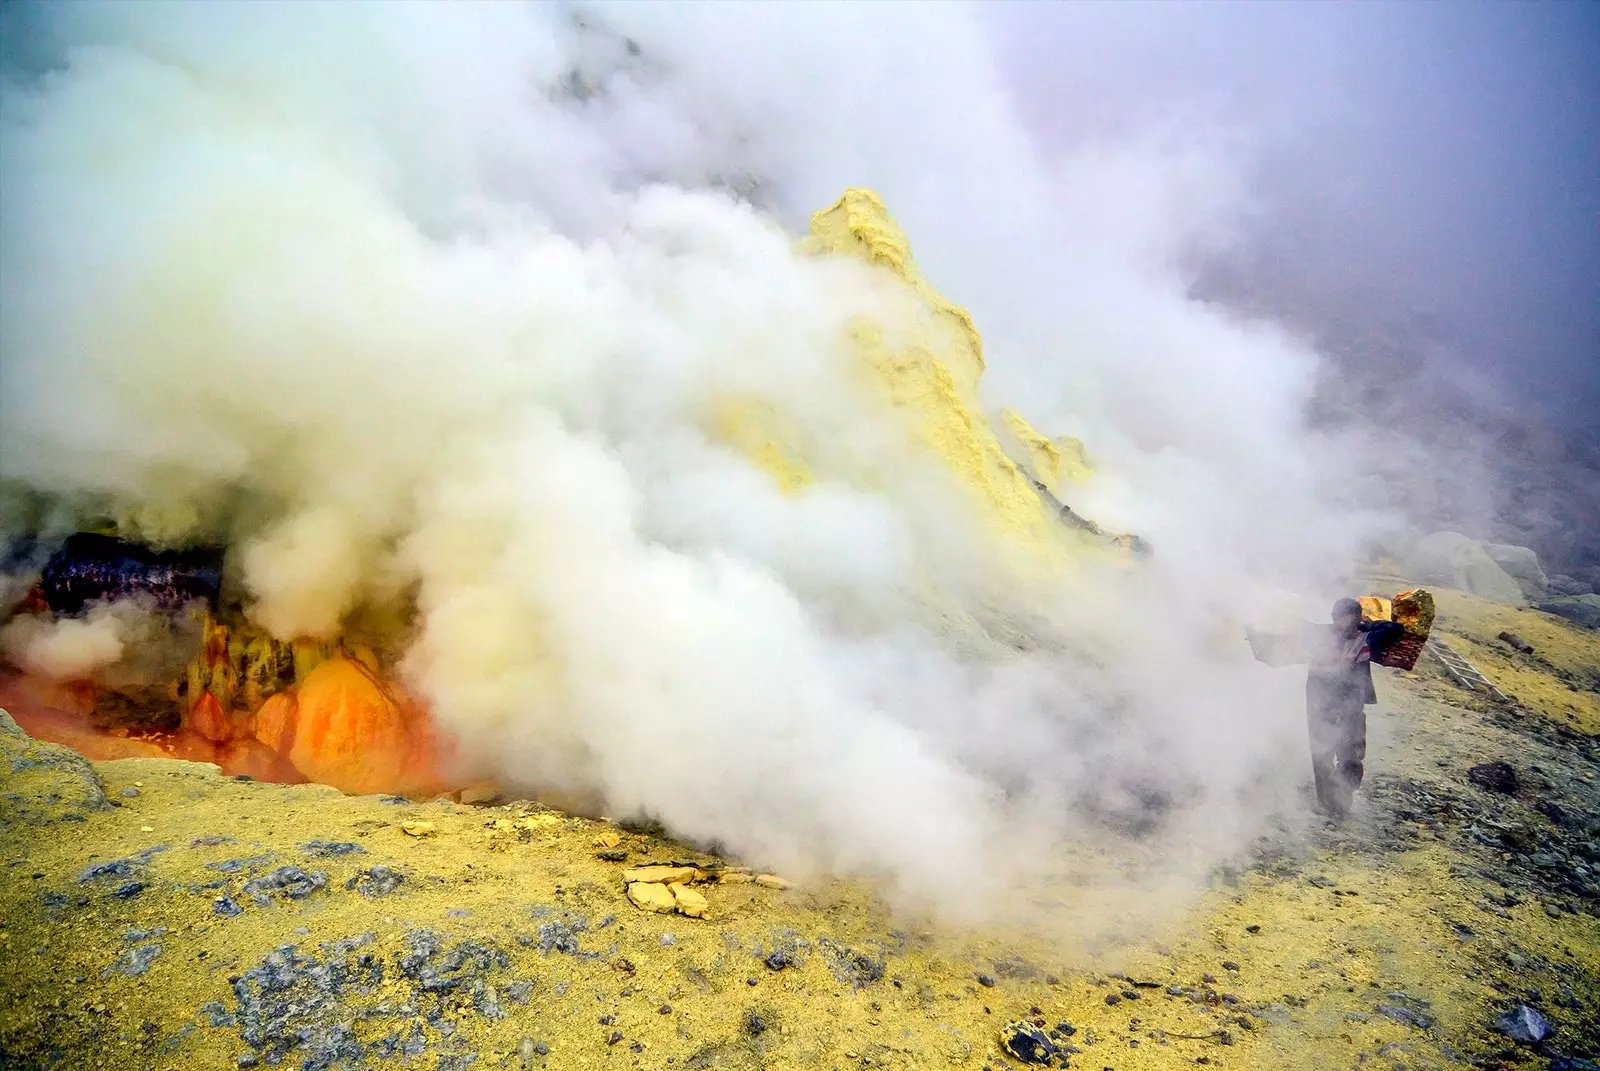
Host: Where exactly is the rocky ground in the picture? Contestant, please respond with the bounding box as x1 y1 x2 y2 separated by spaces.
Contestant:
0 590 1596 1071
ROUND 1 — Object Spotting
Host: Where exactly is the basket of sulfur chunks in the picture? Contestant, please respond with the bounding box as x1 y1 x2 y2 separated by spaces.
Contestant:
1357 588 1435 671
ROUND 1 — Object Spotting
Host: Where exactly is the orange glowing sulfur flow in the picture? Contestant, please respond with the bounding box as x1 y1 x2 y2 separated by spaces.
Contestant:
0 615 455 799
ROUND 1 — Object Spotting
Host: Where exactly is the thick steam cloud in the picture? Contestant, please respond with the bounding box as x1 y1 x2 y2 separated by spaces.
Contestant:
0 3 1393 912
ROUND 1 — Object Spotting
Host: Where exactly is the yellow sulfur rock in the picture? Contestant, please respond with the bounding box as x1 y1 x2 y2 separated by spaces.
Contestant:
625 881 676 914
669 883 709 919
592 830 621 849
622 865 700 885
803 189 1066 553
401 820 435 837
716 871 755 884
457 783 501 806
516 814 561 831
754 873 791 890
999 408 1095 496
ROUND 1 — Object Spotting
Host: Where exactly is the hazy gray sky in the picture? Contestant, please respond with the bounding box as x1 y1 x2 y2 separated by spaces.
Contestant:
990 1 1600 428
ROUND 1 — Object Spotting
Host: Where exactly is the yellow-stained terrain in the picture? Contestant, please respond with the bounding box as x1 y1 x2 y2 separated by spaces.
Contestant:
2 189 1597 1070
2 590 1597 1070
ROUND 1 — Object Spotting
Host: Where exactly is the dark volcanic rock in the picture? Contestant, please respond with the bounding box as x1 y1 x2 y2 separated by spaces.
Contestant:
231 938 382 1069
817 938 884 987
1494 1003 1554 1044
207 854 275 875
301 841 365 857
1550 1056 1600 1071
1378 1003 1434 1030
536 918 585 956
1498 631 1535 653
999 1020 1056 1065
397 930 510 998
1468 762 1520 795
79 846 167 884
103 943 162 978
1546 574 1593 597
243 866 328 905
347 866 404 898
1537 595 1600 630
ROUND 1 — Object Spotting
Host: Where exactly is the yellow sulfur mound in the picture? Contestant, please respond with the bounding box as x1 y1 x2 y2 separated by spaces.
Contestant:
999 408 1095 496
803 189 1065 552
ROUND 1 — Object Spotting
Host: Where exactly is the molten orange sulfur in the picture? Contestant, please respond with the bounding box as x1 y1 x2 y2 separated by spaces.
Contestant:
0 656 452 798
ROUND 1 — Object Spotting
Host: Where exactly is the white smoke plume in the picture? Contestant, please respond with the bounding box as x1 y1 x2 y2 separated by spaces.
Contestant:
0 596 197 688
1 605 128 680
0 3 1395 914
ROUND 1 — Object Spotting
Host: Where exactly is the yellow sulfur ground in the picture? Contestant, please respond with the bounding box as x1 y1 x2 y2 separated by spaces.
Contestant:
3 603 1596 1071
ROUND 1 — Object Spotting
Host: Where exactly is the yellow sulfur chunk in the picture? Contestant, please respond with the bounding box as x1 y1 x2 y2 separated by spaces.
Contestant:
626 881 677 914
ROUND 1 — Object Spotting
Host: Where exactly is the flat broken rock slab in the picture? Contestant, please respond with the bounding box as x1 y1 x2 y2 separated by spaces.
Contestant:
625 880 677 914
668 882 708 918
621 864 702 885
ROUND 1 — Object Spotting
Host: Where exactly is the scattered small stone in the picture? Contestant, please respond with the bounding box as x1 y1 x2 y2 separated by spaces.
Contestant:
744 1013 767 1036
1221 962 1239 972
113 881 148 899
1494 1004 1554 1044
596 849 629 862
1202 973 1216 984
300 841 364 857
1378 1004 1434 1030
765 950 792 971
977 974 996 987
817 938 884 988
103 943 162 978
243 867 327 905
606 1030 623 1045
746 977 758 986
1244 925 1261 934
121 787 140 798
78 847 166 884
536 917 586 955
659 1004 672 1015
349 866 404 899
518 1037 548 1067
1105 994 1121 1006
213 895 243 917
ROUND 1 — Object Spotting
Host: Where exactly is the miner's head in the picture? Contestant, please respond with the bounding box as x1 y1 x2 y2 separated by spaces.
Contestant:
1331 598 1363 634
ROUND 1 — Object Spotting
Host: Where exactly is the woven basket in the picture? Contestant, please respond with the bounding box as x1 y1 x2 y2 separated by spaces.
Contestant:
1375 632 1428 671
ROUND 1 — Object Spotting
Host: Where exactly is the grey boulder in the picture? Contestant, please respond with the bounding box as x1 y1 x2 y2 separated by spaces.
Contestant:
1407 532 1528 606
